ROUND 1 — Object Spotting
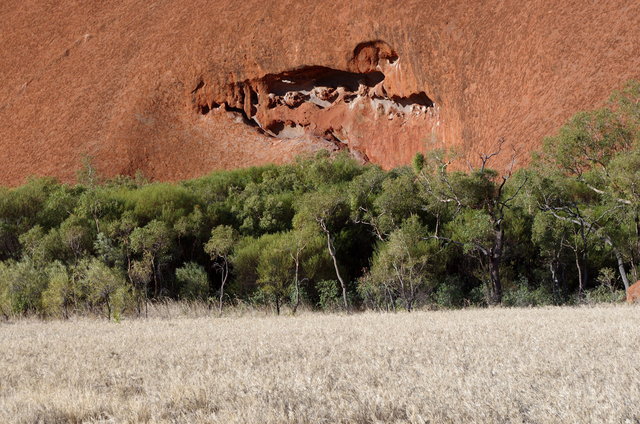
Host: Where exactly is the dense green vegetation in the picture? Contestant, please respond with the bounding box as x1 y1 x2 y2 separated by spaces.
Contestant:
1 81 639 318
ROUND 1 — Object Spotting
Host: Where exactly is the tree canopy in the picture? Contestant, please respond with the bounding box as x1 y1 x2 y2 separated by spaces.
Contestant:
0 81 638 317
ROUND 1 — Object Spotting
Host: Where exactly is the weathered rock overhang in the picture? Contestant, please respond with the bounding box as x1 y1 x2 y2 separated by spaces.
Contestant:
191 41 441 162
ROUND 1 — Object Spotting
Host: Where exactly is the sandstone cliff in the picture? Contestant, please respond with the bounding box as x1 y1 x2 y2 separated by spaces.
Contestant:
1 0 639 184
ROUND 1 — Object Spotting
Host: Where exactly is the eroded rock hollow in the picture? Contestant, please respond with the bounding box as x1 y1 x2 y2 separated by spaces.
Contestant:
192 41 440 162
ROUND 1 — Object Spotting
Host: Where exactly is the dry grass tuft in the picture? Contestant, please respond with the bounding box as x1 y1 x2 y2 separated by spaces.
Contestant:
1 306 639 423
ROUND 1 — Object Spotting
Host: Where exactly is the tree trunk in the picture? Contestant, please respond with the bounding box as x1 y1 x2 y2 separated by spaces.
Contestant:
385 287 391 312
550 256 561 296
218 260 228 316
582 250 589 294
105 297 111 321
275 294 280 315
488 257 502 304
292 254 300 315
93 215 101 234
612 247 630 292
323 227 348 311
152 257 158 297
390 288 397 312
574 249 585 297
143 282 149 318
488 227 504 304
396 270 408 311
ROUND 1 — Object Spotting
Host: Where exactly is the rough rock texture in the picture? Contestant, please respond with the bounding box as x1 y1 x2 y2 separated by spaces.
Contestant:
1 0 639 185
628 281 640 303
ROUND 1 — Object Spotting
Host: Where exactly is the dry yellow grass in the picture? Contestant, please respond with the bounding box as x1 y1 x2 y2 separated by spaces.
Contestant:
1 306 639 423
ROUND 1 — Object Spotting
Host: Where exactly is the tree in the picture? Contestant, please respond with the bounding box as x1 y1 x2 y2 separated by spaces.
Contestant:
173 205 206 260
607 150 640 281
297 151 363 188
531 174 610 297
286 229 324 314
128 254 153 317
59 215 94 261
128 183 197 225
348 167 422 240
415 141 526 304
41 262 78 318
0 264 12 319
228 168 298 236
295 189 351 310
366 216 443 311
533 86 640 295
204 225 238 315
129 220 174 297
256 235 292 315
0 259 47 314
80 258 131 320
250 229 324 315
19 225 66 265
531 211 571 297
102 211 146 315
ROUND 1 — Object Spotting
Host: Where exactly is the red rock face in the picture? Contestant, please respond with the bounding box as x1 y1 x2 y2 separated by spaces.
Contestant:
191 44 441 164
628 281 640 304
1 0 639 185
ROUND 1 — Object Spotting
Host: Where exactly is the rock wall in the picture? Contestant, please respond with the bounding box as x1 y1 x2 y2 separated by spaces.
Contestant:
1 0 639 184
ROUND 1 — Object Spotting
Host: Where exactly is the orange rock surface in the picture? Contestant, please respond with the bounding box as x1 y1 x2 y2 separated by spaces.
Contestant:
628 281 640 304
1 0 639 185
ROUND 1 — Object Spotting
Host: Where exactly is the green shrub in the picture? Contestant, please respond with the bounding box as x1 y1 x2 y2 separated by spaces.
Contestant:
434 277 465 308
80 259 132 320
176 262 209 300
356 274 387 311
468 284 490 307
0 259 47 314
583 285 626 304
41 262 78 318
503 278 554 307
317 280 340 311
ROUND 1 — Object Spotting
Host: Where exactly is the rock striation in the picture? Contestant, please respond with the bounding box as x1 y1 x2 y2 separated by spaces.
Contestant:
0 0 639 184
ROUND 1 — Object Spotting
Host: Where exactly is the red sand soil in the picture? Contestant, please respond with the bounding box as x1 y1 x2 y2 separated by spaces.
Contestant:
1 0 639 185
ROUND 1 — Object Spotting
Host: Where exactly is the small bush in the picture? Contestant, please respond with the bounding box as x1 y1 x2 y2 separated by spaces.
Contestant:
468 284 490 307
176 262 209 300
41 262 76 318
80 259 132 320
503 278 554 307
433 277 465 308
0 259 47 314
317 280 340 311
583 285 626 304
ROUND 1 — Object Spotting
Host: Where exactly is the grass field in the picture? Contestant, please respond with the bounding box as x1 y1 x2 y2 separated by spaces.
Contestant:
1 306 639 423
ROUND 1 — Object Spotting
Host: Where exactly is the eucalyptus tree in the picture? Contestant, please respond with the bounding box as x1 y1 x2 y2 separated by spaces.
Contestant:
204 225 238 314
366 216 443 311
294 189 351 310
79 258 131 320
41 262 76 318
348 166 423 241
414 141 527 304
256 234 292 315
534 83 640 293
129 220 174 297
